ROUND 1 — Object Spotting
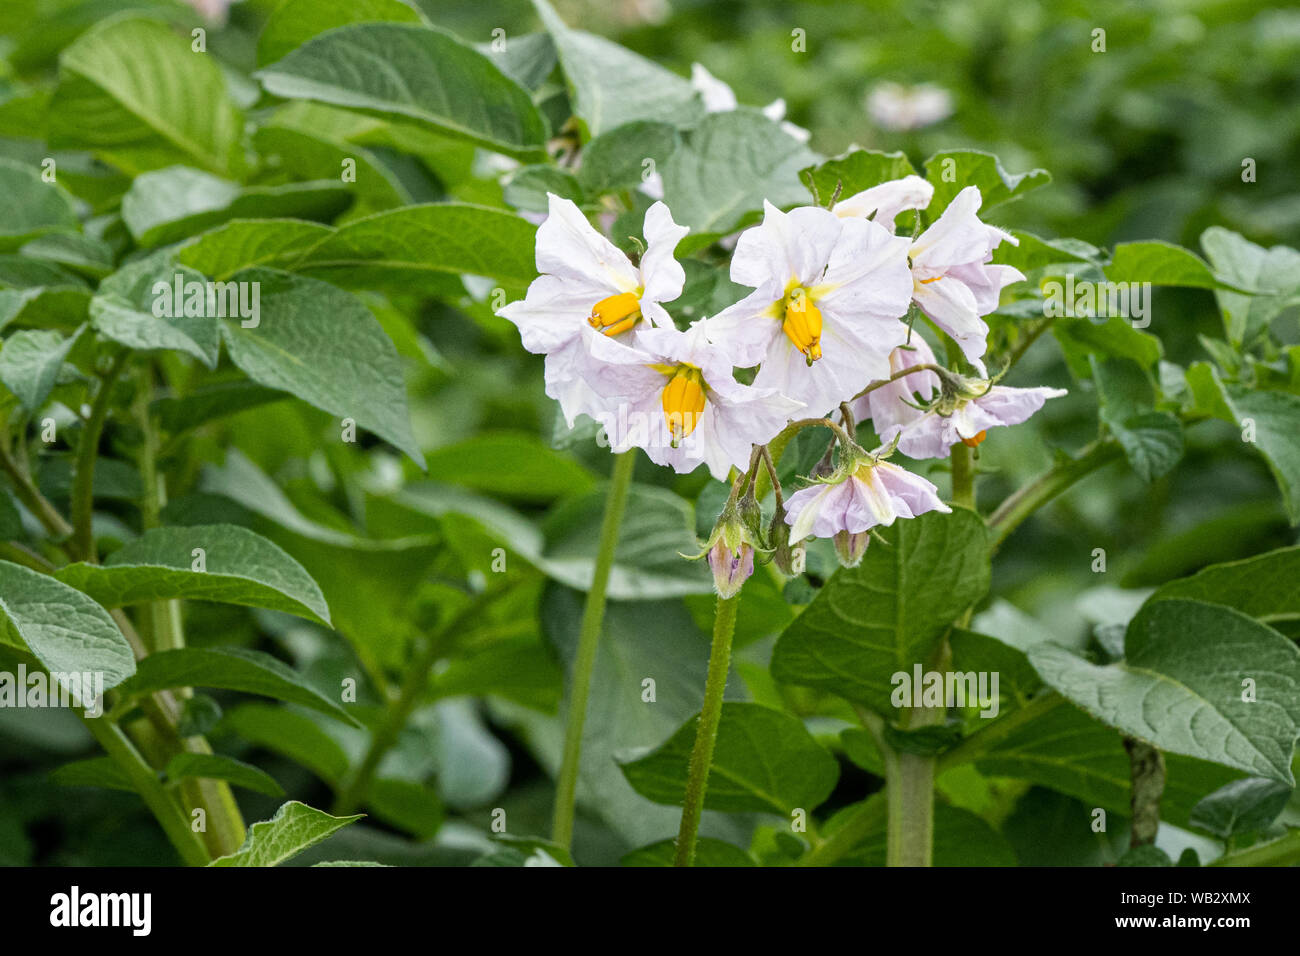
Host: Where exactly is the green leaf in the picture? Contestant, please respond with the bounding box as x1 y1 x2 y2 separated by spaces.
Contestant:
0 158 79 250
531 0 702 136
366 778 443 840
662 109 820 249
1189 778 1291 838
1217 383 1300 523
222 703 350 785
421 432 594 503
1028 599 1300 783
152 380 288 434
1200 227 1300 346
51 17 244 176
923 150 1050 215
90 254 219 368
55 524 331 626
1055 316 1163 374
219 268 424 466
50 756 134 792
1105 240 1247 291
255 23 547 159
291 203 537 290
503 165 584 214
800 148 916 208
479 32 557 92
257 0 427 66
826 795 1017 866
1151 546 1300 624
771 509 991 713
0 560 136 692
117 647 358 726
0 326 84 411
618 702 839 814
577 121 680 197
177 219 335 282
20 233 115 279
622 837 754 867
164 753 286 798
121 167 351 248
1111 412 1184 482
531 483 711 599
209 801 362 867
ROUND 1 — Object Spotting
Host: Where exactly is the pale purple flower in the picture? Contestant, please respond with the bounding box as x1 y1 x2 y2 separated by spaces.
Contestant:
888 383 1068 460
850 337 939 438
707 537 755 597
785 459 951 548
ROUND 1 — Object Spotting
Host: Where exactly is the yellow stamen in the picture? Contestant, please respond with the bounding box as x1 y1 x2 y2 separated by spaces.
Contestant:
961 430 988 448
781 286 823 366
661 365 707 446
589 292 642 336
919 276 943 284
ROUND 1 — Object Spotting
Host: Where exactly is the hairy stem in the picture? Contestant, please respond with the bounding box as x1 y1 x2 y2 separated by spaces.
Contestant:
673 591 741 866
0 441 73 541
70 351 129 562
551 449 637 849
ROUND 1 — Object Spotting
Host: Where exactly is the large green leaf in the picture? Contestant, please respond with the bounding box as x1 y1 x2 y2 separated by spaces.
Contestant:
219 268 424 466
1200 227 1300 346
531 0 702 136
1150 546 1300 625
291 203 537 290
55 524 331 626
177 220 335 281
1217 383 1300 523
0 159 79 250
1028 599 1300 783
421 432 594 503
619 702 839 814
117 646 358 725
257 0 427 66
662 109 820 249
0 560 136 692
121 167 351 248
576 121 680 197
0 326 83 411
800 148 917 208
90 254 219 368
771 509 992 713
923 149 1050 216
165 753 285 798
1105 241 1248 291
209 801 362 867
255 23 547 159
51 17 244 176
222 703 351 785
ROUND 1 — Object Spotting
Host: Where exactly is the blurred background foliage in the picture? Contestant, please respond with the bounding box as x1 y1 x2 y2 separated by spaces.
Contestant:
0 0 1296 866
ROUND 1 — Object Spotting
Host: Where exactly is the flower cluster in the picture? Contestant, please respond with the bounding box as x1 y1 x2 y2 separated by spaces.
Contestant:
499 176 1065 595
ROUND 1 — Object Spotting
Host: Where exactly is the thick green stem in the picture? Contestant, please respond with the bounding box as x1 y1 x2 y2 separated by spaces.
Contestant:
70 351 128 562
673 592 740 867
81 715 210 866
950 442 975 511
550 450 636 849
987 441 1123 550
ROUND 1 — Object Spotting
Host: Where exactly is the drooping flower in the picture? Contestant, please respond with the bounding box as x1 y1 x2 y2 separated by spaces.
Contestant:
887 379 1068 460
784 452 951 567
833 181 1024 376
867 82 954 131
849 336 940 438
584 324 802 480
498 194 689 425
700 201 913 416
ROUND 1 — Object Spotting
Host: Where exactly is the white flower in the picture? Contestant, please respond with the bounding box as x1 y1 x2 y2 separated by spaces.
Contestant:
690 63 812 142
584 324 803 480
498 194 688 425
700 201 913 416
834 181 1024 376
888 382 1068 460
785 457 951 545
849 336 940 437
185 0 237 23
866 82 953 131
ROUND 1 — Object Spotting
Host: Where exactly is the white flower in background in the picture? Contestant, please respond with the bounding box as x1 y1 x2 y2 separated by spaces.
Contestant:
185 0 237 24
867 82 954 131
701 201 913 416
690 63 812 142
849 336 940 437
834 181 1024 376
498 193 688 425
785 454 951 566
585 324 803 480
888 381 1068 460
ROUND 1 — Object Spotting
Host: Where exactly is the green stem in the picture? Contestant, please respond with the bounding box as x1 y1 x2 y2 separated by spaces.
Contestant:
70 351 128 562
797 797 886 867
0 441 73 541
950 442 975 511
673 591 741 867
987 440 1123 550
936 693 1064 773
81 715 210 866
550 450 637 849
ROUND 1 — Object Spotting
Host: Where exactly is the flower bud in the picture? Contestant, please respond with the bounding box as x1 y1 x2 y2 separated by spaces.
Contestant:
707 536 754 598
768 501 797 576
833 529 869 568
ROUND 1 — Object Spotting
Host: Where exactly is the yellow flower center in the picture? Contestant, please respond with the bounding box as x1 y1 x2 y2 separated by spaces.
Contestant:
658 364 707 446
588 292 642 337
780 284 822 366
